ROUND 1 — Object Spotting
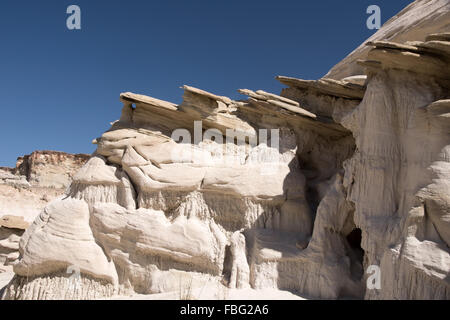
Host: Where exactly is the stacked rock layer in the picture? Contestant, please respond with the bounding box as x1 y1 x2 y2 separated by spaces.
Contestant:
2 1 449 300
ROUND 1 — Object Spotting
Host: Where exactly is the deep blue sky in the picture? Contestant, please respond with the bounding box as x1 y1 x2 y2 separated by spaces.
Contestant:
0 0 412 166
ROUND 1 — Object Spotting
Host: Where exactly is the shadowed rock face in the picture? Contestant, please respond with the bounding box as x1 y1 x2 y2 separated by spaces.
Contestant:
2 1 450 300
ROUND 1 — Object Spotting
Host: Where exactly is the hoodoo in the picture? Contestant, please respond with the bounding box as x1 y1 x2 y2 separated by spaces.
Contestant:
1 0 449 300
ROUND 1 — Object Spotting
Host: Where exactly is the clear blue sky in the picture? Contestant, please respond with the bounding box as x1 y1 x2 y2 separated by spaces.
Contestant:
0 0 412 167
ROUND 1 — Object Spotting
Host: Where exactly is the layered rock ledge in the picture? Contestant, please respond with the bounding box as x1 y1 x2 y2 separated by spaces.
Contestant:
1 1 449 300
0 151 89 274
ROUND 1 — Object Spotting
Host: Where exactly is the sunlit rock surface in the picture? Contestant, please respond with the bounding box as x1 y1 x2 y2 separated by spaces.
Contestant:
2 0 449 300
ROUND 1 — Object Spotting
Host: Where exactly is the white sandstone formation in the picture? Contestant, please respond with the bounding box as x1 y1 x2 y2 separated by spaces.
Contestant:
1 0 449 300
342 36 450 300
0 151 89 276
325 0 450 80
0 151 90 223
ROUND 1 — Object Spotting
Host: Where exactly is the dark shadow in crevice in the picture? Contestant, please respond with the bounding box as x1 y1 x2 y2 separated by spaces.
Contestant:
221 245 233 286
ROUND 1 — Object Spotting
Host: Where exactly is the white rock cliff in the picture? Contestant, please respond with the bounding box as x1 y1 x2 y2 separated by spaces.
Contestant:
1 0 449 300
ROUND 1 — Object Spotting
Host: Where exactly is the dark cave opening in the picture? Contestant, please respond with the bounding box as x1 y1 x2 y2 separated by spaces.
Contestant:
221 245 233 285
345 228 365 280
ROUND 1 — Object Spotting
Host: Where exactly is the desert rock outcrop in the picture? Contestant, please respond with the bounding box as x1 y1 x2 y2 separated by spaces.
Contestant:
1 0 449 300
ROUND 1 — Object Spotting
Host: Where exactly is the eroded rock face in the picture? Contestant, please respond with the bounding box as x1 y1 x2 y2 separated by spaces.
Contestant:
5 84 333 298
342 37 450 300
2 1 449 300
15 151 90 189
0 151 90 223
325 0 450 80
0 151 89 274
0 217 28 273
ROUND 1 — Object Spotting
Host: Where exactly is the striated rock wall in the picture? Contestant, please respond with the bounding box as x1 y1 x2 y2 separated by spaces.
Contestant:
0 151 89 274
0 150 90 222
325 0 450 80
15 150 90 189
2 0 449 300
